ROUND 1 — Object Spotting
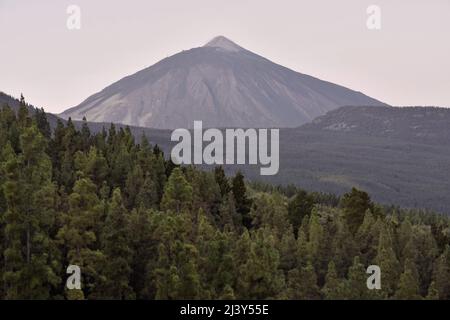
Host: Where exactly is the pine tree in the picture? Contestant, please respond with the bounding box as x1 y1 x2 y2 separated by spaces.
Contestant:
195 215 235 298
295 223 310 269
152 244 177 300
398 217 413 259
286 262 320 299
110 143 132 189
214 252 235 299
135 172 159 211
57 119 79 192
288 189 315 234
332 215 356 276
322 261 344 300
34 108 51 139
2 125 61 299
80 117 91 152
128 208 154 298
250 193 291 239
1 142 26 299
278 226 297 273
153 242 201 299
214 166 231 197
0 178 4 298
395 259 421 300
187 168 221 219
161 168 193 213
232 171 252 229
174 242 201 299
220 285 236 300
56 177 105 298
340 188 374 234
100 188 134 299
375 224 401 297
152 152 167 204
355 212 382 265
433 245 450 299
124 164 145 209
345 256 370 299
236 228 285 299
219 194 239 231
306 210 328 280
425 281 439 300
83 147 109 187
17 94 31 128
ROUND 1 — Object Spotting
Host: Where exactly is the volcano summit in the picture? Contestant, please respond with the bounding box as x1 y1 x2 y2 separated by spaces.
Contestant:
61 36 385 129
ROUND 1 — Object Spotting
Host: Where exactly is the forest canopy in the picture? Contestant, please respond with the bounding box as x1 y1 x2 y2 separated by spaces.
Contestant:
0 100 449 300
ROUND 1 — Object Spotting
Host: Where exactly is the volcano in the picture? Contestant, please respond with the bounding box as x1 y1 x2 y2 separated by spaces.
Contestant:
60 36 385 129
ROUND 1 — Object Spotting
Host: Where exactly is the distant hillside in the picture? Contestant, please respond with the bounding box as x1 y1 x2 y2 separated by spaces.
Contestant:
0 91 60 127
257 106 450 213
60 36 385 129
108 105 450 214
303 105 450 145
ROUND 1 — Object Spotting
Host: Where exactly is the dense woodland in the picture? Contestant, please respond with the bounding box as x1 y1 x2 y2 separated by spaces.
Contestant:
0 98 449 300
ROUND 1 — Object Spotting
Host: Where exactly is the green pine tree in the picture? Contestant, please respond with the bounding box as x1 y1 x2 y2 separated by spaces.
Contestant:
433 245 450 299
214 166 231 197
288 190 315 234
232 171 252 229
322 261 345 300
375 224 401 297
395 259 421 300
161 168 193 213
340 188 374 234
2 125 61 299
100 188 134 299
286 262 320 299
56 178 105 298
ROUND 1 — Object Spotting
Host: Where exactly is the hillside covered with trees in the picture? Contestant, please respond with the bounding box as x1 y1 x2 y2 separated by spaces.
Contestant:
0 98 449 300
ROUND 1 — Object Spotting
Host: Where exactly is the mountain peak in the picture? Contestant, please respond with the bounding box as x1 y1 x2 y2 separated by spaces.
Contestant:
61 36 385 129
204 36 243 52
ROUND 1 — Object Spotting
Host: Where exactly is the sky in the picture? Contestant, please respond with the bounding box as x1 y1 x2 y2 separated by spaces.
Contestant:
0 0 449 114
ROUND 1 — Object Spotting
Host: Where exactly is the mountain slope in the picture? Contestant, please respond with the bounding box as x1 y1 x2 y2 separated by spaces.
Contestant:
303 105 450 144
60 36 385 129
255 106 450 213
104 105 450 214
0 91 61 127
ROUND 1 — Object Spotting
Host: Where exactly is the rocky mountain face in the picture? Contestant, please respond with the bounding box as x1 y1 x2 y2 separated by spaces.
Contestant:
60 36 385 129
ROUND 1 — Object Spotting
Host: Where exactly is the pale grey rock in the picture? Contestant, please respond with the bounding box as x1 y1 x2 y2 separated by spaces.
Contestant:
60 36 386 128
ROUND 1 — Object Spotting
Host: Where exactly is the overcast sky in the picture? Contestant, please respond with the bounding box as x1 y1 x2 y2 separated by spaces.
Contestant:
1 0 449 113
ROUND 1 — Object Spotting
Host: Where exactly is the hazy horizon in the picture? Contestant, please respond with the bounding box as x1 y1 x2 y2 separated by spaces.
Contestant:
1 0 449 113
